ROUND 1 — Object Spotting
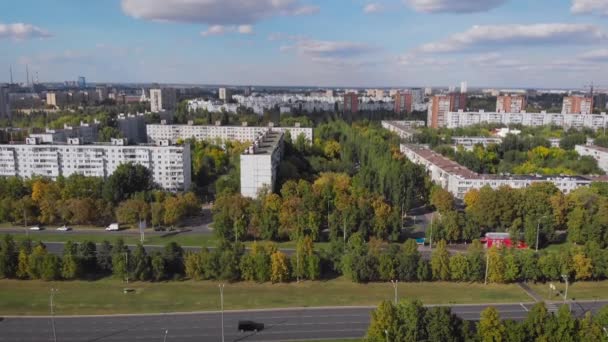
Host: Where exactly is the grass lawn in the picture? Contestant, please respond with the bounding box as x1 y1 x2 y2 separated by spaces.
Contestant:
528 280 608 302
0 277 529 316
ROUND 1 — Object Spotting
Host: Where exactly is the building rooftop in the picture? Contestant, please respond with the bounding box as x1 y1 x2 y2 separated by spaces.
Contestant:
403 144 595 182
578 144 608 154
242 130 283 155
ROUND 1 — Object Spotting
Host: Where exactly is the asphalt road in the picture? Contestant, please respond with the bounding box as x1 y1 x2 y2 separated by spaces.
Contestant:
1 301 606 342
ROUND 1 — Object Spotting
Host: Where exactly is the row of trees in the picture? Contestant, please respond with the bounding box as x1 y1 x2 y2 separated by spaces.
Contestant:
428 182 608 248
0 164 200 228
366 300 608 341
0 235 321 284
339 234 604 284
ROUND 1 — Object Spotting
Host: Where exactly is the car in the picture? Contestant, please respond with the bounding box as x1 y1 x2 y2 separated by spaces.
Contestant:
29 226 42 231
57 226 72 231
238 320 264 333
106 223 120 231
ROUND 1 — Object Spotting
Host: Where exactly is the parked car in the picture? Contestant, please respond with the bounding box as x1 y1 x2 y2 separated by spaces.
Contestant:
29 226 42 231
238 320 264 333
57 226 72 231
106 223 120 231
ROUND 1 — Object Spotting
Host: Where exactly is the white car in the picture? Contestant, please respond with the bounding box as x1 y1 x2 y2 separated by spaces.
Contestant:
57 226 72 231
106 223 120 231
29 226 41 231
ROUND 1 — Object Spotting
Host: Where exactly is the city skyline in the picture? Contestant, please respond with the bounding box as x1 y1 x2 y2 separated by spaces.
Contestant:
2 0 608 88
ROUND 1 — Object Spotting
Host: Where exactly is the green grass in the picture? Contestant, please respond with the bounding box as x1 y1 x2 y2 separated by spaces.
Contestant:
0 277 529 316
528 280 608 302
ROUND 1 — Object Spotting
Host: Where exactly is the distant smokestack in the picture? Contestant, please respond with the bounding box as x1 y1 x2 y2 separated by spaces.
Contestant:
9 66 13 84
26 65 29 86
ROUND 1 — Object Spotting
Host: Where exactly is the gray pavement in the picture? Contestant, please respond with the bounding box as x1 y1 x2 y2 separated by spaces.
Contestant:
1 301 606 342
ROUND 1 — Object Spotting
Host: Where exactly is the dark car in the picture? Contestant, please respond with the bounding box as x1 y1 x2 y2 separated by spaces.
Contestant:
238 320 264 332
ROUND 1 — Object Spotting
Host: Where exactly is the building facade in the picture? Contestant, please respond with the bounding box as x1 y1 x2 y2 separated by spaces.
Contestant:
219 88 233 102
118 113 147 144
343 93 359 113
575 144 608 173
381 120 425 140
0 138 191 191
150 88 177 113
0 85 9 119
562 96 593 115
240 130 284 198
401 144 597 199
427 93 467 128
446 110 608 130
496 95 527 113
393 92 413 114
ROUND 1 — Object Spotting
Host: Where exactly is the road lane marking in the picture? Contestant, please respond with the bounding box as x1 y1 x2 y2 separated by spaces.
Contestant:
520 303 529 312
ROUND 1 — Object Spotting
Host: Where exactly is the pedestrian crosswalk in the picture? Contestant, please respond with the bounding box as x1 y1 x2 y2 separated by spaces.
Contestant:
546 302 559 313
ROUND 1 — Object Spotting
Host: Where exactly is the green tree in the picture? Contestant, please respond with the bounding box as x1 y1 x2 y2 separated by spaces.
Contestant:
449 254 468 282
395 299 428 341
40 254 61 281
365 301 397 342
524 303 551 340
16 248 29 279
61 254 80 280
430 187 455 214
97 240 113 273
102 163 154 203
270 251 290 283
151 252 167 281
131 244 151 281
478 307 505 342
416 259 431 281
552 305 577 342
431 240 450 281
0 234 18 278
503 251 520 283
27 243 48 279
487 247 505 284
115 199 149 226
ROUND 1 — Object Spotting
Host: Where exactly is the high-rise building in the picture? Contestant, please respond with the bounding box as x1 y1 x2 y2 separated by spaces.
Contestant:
325 89 334 97
496 95 527 113
240 130 284 198
427 93 467 128
393 92 413 114
219 88 233 102
343 93 359 113
562 95 593 115
150 88 177 113
117 113 147 143
594 93 607 111
78 76 86 89
0 85 10 119
95 87 109 102
460 81 468 94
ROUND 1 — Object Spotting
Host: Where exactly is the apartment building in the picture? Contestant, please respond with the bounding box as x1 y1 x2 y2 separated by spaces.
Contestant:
219 88 233 102
401 144 597 199
562 96 593 115
446 110 608 130
343 93 359 113
427 93 467 128
393 92 413 114
0 85 10 119
29 121 99 144
146 122 313 144
117 113 147 144
150 88 177 113
496 95 527 113
381 120 425 140
0 138 191 191
575 144 608 173
240 129 284 198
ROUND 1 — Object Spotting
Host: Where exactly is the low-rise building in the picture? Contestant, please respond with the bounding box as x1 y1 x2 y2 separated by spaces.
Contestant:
575 144 608 173
401 144 598 199
240 129 284 198
451 137 502 150
0 138 191 191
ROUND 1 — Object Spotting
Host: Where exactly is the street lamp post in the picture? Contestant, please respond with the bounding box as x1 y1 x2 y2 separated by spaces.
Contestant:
125 252 129 284
384 329 389 342
484 252 490 285
50 288 58 342
219 284 225 342
163 329 168 342
562 274 569 307
390 280 399 305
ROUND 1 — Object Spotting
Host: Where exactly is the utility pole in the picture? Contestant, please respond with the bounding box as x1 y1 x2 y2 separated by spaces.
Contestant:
562 274 569 307
484 252 489 285
50 288 58 342
219 284 225 342
296 238 300 283
390 280 399 305
535 220 540 252
429 213 434 250
125 252 129 284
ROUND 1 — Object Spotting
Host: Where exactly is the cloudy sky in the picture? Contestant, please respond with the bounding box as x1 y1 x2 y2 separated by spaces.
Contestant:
2 0 608 88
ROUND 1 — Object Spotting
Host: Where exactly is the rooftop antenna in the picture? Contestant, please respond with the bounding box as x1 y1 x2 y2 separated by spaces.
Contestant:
35 71 39 84
26 65 30 86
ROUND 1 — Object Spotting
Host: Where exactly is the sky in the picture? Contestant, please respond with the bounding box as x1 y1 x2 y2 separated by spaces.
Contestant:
1 0 608 88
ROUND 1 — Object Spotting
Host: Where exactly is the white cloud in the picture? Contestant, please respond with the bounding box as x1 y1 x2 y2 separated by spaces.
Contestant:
417 24 608 53
0 22 52 40
282 39 374 59
579 48 608 61
571 0 608 16
405 0 507 13
121 0 318 25
364 3 384 13
201 24 254 37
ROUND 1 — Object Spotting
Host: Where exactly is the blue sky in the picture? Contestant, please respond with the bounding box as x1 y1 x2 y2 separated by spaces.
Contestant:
1 0 608 88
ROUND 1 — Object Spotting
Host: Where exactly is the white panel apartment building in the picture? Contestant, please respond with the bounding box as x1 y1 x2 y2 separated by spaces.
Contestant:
0 138 191 191
401 144 597 199
240 130 284 199
575 145 608 173
147 123 313 144
446 110 608 130
381 121 425 140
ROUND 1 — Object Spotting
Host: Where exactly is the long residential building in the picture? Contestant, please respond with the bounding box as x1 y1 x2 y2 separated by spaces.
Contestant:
401 144 600 199
240 129 284 198
146 122 313 144
381 120 425 140
562 96 593 115
0 138 191 191
427 93 467 128
575 144 608 173
445 110 608 130
496 95 527 113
